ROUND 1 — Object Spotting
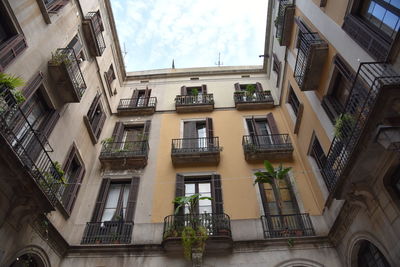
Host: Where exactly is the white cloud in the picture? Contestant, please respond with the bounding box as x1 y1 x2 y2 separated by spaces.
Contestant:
111 0 268 71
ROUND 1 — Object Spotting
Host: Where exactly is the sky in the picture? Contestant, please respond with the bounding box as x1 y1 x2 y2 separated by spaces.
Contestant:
110 0 268 72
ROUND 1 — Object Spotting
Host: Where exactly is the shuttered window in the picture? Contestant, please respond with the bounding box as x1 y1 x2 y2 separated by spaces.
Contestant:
60 143 85 215
111 120 151 144
309 135 327 175
287 86 300 116
91 177 140 222
67 35 85 63
132 88 151 107
175 174 223 215
180 85 207 95
272 54 281 87
84 92 106 144
104 64 116 96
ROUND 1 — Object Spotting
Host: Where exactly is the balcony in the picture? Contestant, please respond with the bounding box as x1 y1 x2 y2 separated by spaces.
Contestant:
81 221 133 244
36 0 69 24
0 34 27 72
275 0 295 46
323 63 400 195
261 214 315 238
175 94 214 113
0 86 66 210
82 11 106 57
242 134 293 162
294 31 328 91
48 48 87 104
117 97 157 116
234 91 274 110
162 213 232 251
171 137 221 165
99 141 149 169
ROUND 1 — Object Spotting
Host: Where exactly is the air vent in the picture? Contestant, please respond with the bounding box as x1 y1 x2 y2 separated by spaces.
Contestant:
190 77 199 80
241 75 250 78
140 80 149 83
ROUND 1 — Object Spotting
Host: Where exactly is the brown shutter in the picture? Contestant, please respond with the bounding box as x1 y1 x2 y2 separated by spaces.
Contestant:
144 88 151 106
266 113 281 143
256 82 263 92
94 111 106 140
234 83 241 92
258 183 269 215
91 178 111 222
22 72 43 100
183 121 196 138
132 89 139 99
211 174 223 214
201 84 207 94
180 86 187 95
112 122 124 142
294 103 304 134
42 111 60 138
65 166 85 214
206 118 213 138
87 93 101 119
142 120 151 140
175 174 185 215
125 177 140 222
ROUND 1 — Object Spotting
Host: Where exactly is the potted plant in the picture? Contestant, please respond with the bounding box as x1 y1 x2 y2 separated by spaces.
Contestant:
172 193 212 261
244 84 256 101
334 113 355 140
0 72 25 113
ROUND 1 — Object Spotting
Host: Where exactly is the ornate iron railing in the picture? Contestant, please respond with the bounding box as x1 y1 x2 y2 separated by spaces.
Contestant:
118 97 157 109
175 94 214 106
234 91 274 104
275 0 294 44
0 86 65 206
171 137 220 154
81 221 133 244
261 214 315 238
242 134 293 152
294 32 327 89
52 48 86 97
163 213 231 240
85 12 106 55
100 141 149 158
323 63 400 192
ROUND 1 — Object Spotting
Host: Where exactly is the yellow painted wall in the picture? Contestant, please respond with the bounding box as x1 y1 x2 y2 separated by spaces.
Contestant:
151 108 325 223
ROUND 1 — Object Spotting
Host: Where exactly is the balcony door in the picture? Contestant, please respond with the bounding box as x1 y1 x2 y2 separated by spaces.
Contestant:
121 125 144 151
111 121 151 153
183 118 213 151
246 113 279 147
132 88 151 107
184 179 213 214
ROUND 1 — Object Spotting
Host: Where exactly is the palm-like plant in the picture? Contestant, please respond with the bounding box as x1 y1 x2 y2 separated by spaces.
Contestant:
173 193 212 215
254 160 292 212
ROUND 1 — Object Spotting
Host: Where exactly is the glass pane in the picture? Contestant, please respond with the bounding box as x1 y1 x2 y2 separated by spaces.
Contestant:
123 186 130 209
265 189 276 202
101 209 115 222
280 189 292 202
185 183 195 194
383 10 399 31
392 0 400 9
199 183 210 193
199 206 212 214
197 127 206 138
199 198 211 206
104 185 121 208
371 3 386 21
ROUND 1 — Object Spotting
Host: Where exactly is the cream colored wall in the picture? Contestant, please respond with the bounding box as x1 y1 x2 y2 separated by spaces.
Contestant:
311 0 349 26
151 106 324 223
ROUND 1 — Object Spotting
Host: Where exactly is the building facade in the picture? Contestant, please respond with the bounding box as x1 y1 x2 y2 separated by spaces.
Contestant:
0 0 398 266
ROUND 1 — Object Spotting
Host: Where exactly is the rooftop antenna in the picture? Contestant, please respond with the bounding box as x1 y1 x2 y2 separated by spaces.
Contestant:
172 59 175 69
122 42 128 69
215 52 223 67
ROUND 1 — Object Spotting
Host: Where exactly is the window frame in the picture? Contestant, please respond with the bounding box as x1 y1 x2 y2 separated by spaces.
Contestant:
104 64 116 96
286 85 304 134
84 92 106 144
35 0 70 24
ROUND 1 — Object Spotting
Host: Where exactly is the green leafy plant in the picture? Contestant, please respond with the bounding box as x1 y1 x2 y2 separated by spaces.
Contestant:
101 137 114 145
49 50 71 65
173 194 212 215
287 237 294 247
0 73 26 105
245 84 256 100
334 113 355 140
190 88 199 97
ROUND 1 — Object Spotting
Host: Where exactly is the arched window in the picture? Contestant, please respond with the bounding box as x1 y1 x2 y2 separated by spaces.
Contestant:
357 241 391 267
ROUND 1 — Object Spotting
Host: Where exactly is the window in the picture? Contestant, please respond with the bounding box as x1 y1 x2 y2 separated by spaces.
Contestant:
287 86 300 116
60 143 85 215
183 118 213 149
67 35 85 64
0 2 27 71
272 54 281 87
131 88 151 107
180 85 207 95
357 240 391 267
84 92 106 144
322 55 354 122
104 64 116 96
309 135 327 176
175 174 223 215
110 121 151 151
234 82 263 92
91 178 139 223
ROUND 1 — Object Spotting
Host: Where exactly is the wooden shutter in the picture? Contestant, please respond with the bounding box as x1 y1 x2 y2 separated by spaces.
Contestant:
266 113 281 143
180 86 187 95
175 174 185 215
87 93 101 120
211 174 223 214
125 177 140 222
201 84 207 94
234 83 241 92
256 82 263 92
95 112 106 139
112 122 124 142
65 165 85 214
42 111 60 138
22 72 43 100
91 178 111 222
258 182 269 215
294 103 304 134
183 121 196 138
132 89 139 99
142 120 151 140
144 88 151 106
206 118 213 138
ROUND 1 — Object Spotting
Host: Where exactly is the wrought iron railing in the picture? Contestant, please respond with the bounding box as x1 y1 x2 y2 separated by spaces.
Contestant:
0 86 65 206
85 12 106 55
234 91 274 104
175 94 214 106
100 141 149 158
163 213 231 240
171 137 220 154
323 63 400 192
242 134 293 152
275 0 294 42
81 221 133 244
118 97 157 109
294 32 327 89
261 214 315 238
52 48 86 97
